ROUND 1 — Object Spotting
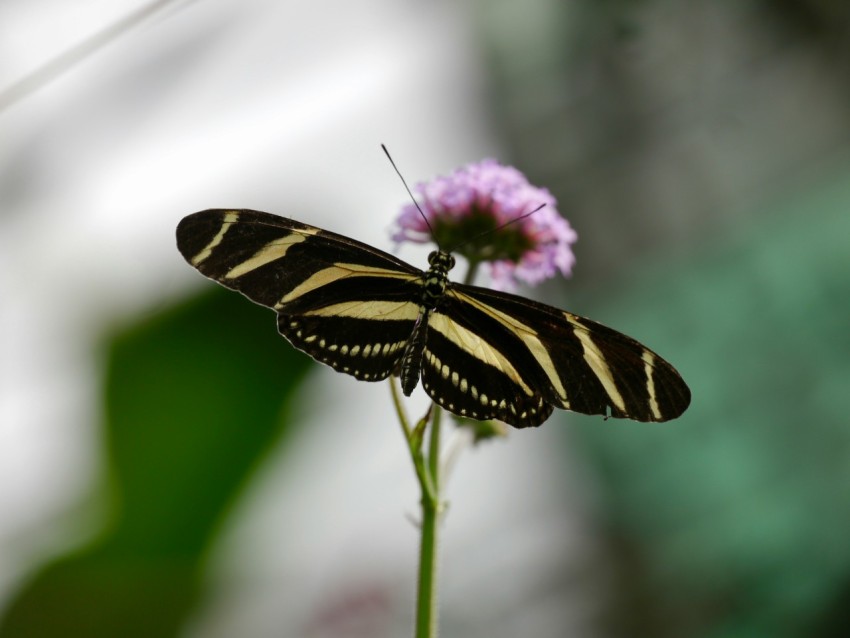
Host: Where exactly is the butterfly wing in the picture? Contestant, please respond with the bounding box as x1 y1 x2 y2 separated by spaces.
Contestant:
420 296 553 427
419 283 690 427
177 209 423 381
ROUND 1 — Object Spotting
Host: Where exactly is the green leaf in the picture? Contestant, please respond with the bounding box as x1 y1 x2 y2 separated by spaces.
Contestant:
0 287 312 638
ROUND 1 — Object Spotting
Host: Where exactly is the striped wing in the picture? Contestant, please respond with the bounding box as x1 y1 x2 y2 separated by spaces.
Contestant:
176 209 423 381
419 284 691 428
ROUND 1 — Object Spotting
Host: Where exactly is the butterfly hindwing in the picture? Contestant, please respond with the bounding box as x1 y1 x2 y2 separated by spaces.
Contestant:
278 299 421 382
421 309 554 427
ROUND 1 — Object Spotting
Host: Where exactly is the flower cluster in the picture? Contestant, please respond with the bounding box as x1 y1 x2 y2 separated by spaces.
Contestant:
392 159 577 290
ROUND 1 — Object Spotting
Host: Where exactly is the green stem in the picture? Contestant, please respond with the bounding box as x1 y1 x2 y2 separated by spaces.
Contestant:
391 376 441 638
390 378 437 502
416 482 438 637
427 406 442 492
416 407 441 638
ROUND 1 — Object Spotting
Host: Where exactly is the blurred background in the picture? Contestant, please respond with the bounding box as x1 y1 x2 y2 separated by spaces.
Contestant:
1 0 848 636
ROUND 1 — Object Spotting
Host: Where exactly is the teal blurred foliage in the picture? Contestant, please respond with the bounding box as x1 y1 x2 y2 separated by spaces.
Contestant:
0 287 311 638
568 167 850 637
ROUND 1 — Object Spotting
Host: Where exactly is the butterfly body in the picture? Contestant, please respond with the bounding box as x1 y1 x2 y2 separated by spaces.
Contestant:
177 209 690 427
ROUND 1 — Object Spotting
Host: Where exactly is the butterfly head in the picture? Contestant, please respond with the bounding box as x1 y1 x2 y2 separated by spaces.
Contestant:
427 250 455 273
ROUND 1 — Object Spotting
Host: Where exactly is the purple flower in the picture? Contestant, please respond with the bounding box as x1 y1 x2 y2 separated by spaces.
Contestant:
392 159 577 290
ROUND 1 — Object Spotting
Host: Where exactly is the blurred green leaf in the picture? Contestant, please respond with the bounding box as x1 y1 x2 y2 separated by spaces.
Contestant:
0 287 312 637
566 166 850 637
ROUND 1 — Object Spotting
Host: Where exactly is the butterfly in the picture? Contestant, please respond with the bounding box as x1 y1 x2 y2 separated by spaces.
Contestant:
176 209 690 427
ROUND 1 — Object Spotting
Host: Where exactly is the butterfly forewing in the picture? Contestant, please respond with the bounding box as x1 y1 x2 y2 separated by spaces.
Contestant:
176 209 691 427
177 210 420 307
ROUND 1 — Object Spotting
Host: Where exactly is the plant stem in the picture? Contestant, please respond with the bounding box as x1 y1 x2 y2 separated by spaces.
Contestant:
415 407 441 638
427 405 442 490
391 376 442 638
416 481 439 637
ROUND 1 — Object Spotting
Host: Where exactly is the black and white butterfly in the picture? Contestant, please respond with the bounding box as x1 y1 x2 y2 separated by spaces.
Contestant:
176 209 690 427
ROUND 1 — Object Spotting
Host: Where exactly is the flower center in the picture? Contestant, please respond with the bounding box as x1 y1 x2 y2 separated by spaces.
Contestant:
433 207 536 265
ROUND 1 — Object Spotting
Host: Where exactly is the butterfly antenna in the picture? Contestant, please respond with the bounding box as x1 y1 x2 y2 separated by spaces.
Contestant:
382 144 438 244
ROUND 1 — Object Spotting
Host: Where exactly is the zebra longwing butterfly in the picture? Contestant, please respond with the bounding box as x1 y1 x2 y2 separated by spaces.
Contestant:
176 209 690 427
